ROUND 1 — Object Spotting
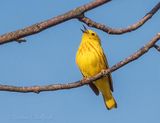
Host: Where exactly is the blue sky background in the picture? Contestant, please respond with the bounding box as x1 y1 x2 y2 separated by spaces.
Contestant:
0 0 160 123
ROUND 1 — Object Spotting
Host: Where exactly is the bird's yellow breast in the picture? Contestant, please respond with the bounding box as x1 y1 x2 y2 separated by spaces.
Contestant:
76 41 105 77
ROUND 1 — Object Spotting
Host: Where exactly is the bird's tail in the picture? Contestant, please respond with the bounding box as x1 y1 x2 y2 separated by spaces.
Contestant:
95 77 117 110
102 94 117 110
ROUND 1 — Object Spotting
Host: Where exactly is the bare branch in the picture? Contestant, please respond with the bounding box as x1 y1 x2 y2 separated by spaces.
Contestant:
0 1 159 45
0 33 159 93
78 2 160 34
0 0 111 45
153 44 160 52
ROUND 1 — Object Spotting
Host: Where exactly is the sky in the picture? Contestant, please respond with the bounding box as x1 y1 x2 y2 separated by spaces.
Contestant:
0 0 160 123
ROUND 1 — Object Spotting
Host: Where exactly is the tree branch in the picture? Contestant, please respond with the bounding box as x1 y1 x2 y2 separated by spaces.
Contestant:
0 1 159 45
78 2 160 34
0 33 159 93
0 0 111 45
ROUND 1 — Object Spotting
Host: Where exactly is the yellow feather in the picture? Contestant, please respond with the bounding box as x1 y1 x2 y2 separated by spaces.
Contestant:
76 29 117 109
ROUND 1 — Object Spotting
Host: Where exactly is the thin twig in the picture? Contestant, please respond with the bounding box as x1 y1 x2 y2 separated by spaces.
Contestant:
0 0 111 45
78 2 160 34
0 33 159 93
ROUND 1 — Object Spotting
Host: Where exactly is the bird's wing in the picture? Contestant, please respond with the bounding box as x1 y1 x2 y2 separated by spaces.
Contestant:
102 52 114 92
89 83 99 95
80 71 99 95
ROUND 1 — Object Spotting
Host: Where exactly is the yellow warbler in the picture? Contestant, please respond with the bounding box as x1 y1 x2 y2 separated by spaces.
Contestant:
76 26 117 110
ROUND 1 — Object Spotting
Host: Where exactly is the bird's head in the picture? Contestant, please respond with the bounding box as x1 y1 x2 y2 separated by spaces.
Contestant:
81 25 101 44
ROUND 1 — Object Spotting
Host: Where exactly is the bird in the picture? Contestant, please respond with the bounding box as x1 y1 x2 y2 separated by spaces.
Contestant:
76 25 117 110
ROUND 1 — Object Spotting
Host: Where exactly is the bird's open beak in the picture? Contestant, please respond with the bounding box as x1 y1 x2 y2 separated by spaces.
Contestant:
81 25 88 33
81 29 85 33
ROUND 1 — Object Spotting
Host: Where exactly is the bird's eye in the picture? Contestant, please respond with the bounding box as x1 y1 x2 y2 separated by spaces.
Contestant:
91 33 95 36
